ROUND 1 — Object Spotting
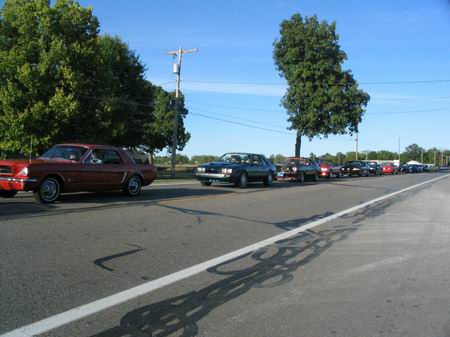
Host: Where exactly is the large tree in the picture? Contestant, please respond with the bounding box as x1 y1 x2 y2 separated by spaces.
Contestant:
0 0 99 153
0 0 190 156
273 14 370 157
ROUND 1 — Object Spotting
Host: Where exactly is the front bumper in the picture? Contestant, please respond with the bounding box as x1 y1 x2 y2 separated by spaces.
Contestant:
277 172 297 181
196 173 234 184
0 177 37 191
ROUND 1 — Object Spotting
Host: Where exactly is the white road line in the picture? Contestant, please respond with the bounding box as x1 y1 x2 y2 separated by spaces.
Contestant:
2 174 449 337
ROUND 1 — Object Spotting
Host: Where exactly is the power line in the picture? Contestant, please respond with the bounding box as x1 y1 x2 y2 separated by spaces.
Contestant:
187 106 288 129
188 100 284 114
183 78 450 86
366 107 450 115
190 111 354 142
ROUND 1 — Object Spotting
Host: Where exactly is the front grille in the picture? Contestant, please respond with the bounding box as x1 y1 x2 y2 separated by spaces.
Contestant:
205 168 221 174
0 165 12 174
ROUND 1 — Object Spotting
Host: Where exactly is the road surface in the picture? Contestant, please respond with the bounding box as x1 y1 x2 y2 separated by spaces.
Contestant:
1 172 449 336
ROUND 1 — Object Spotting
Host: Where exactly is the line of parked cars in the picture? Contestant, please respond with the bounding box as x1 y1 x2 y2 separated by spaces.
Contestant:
195 153 441 188
0 145 441 203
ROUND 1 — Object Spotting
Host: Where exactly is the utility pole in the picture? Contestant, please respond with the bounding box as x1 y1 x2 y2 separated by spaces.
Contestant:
166 47 198 178
421 149 424 163
398 138 401 163
355 131 359 160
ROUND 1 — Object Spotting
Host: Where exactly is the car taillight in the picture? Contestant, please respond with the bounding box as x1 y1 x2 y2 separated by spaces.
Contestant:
321 167 328 172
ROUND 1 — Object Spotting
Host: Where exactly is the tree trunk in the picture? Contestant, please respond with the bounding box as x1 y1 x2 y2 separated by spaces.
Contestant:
295 130 302 157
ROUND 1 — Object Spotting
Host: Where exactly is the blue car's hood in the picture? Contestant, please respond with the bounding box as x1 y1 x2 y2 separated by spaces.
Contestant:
199 161 243 169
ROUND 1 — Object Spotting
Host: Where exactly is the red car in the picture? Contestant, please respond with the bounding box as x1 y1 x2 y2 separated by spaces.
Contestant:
382 164 398 175
0 144 157 203
319 162 342 179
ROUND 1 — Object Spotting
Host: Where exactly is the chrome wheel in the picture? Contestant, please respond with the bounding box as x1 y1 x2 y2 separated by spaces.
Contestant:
35 177 60 203
125 175 142 196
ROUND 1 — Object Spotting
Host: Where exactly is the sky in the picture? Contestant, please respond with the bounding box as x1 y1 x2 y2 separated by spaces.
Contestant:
5 0 450 157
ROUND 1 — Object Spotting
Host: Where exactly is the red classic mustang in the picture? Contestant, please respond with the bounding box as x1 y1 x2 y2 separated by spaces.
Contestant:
0 144 157 203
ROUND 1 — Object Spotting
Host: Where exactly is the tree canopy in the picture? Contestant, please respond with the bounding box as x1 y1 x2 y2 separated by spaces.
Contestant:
0 0 189 156
273 14 370 157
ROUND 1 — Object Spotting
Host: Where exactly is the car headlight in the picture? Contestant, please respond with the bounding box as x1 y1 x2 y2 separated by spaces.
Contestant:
20 167 29 176
292 167 297 172
197 167 205 173
352 168 359 171
221 168 232 174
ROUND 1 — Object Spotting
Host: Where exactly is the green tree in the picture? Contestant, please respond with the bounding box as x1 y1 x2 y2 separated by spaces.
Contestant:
345 151 357 161
0 0 190 156
367 151 378 160
335 152 345 164
377 150 395 160
0 0 99 153
141 86 190 156
191 155 219 164
273 14 370 157
402 143 424 162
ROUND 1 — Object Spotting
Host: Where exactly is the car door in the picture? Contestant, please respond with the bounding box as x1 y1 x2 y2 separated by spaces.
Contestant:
80 149 127 190
248 155 265 181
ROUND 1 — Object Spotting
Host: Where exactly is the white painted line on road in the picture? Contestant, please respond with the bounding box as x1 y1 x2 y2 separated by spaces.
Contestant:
2 173 449 337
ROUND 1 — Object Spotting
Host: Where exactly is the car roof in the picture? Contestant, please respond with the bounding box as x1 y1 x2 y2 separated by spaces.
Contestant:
285 157 308 160
57 144 121 151
223 152 264 156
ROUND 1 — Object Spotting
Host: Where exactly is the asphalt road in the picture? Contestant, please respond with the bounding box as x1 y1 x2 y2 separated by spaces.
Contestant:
1 172 449 336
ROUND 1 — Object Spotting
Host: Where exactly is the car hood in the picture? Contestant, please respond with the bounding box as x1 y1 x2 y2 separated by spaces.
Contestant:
199 161 243 169
0 158 76 167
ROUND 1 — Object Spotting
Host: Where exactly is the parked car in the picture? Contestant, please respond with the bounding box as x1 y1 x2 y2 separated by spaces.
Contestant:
318 161 341 179
195 153 276 188
382 163 398 175
277 157 320 182
424 164 440 172
405 164 422 173
365 161 383 175
340 160 370 177
0 144 157 203
398 164 410 173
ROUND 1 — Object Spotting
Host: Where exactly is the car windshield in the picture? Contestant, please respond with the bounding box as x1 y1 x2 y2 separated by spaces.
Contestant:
220 153 251 164
282 158 306 165
40 145 88 162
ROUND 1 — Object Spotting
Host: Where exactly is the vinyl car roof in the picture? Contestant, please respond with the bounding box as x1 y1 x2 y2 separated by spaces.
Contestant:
56 144 121 150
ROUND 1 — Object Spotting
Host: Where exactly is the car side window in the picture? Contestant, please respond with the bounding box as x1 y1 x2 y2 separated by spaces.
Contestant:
85 149 123 165
99 150 123 164
86 149 103 164
252 155 262 166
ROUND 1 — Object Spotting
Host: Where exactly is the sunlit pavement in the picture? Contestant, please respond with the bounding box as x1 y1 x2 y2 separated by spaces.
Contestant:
1 173 449 336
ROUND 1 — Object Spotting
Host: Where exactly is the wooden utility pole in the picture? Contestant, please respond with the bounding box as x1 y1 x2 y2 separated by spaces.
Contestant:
166 47 198 178
355 132 359 160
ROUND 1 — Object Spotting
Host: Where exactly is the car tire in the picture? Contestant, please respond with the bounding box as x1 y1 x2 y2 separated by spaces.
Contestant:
312 172 318 182
123 175 142 196
298 172 305 183
0 190 17 198
263 171 274 186
34 177 61 203
201 181 212 186
238 172 248 189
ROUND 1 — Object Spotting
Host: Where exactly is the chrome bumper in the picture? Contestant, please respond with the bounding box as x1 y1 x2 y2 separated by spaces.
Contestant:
0 177 37 183
196 173 228 179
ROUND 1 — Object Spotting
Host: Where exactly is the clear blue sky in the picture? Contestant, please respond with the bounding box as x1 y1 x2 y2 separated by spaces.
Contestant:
7 0 450 157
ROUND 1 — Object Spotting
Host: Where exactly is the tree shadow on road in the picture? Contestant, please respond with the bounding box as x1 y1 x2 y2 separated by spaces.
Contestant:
91 198 396 337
